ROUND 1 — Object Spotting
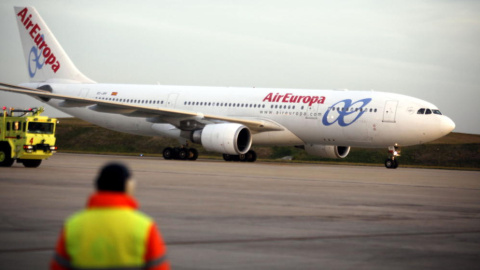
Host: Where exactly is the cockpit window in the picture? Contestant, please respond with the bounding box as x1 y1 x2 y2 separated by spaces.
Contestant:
417 108 442 115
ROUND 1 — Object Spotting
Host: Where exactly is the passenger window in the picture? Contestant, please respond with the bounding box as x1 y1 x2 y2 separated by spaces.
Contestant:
417 108 425 114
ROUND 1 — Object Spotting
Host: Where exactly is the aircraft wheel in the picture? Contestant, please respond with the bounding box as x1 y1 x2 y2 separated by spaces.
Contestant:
246 150 257 162
22 159 42 168
177 148 188 160
393 159 399 169
385 158 398 169
223 154 232 161
163 147 174 160
238 154 247 162
0 144 14 167
187 148 198 161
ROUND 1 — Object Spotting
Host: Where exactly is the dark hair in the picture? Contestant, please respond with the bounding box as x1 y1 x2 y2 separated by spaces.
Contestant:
96 163 131 192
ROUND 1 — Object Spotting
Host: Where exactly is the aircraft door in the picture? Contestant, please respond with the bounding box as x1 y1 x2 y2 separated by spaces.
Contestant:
305 103 321 120
383 100 398 123
167 93 179 108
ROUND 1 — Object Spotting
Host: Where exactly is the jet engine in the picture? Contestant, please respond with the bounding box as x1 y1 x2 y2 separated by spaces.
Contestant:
192 123 252 155
304 144 350 159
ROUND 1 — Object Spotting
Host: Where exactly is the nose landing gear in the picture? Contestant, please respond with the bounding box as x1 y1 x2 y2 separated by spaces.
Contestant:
385 145 400 169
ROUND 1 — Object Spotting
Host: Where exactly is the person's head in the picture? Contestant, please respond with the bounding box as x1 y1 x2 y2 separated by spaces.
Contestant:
96 162 135 195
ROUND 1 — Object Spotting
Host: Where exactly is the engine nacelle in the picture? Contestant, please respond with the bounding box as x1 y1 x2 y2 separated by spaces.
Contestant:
192 123 252 155
304 144 350 159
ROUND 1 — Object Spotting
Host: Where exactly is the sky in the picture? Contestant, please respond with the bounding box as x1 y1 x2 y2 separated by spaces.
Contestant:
1 0 479 134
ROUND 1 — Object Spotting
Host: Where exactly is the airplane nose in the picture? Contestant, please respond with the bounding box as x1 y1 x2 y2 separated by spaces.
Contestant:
441 116 456 134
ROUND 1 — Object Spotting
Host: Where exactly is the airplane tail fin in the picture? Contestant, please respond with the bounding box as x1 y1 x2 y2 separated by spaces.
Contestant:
14 6 95 83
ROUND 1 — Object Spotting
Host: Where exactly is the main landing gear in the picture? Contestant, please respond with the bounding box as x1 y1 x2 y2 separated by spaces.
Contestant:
162 145 257 162
385 145 400 169
162 147 198 161
223 150 257 162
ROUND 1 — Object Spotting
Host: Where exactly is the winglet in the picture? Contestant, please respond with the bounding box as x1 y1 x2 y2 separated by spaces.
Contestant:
14 6 95 83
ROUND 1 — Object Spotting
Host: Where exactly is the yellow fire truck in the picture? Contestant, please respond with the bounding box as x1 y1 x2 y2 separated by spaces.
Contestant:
0 107 57 167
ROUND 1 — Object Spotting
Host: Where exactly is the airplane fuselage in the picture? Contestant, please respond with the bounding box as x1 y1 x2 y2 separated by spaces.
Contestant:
22 82 454 148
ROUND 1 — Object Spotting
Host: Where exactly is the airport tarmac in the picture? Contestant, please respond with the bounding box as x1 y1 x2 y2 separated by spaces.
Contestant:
0 153 479 269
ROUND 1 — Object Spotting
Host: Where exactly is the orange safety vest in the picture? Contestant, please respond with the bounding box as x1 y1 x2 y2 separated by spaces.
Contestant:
51 192 169 270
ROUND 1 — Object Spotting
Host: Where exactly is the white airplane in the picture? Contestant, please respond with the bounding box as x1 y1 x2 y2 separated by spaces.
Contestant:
0 6 455 168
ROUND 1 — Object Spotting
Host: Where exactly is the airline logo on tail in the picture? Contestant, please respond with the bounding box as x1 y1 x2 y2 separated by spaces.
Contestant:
16 7 61 77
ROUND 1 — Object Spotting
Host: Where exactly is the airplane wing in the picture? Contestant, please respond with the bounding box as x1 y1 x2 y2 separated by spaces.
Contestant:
0 83 284 132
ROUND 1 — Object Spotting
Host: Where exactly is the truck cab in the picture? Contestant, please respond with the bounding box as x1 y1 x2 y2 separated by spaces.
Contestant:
0 107 57 167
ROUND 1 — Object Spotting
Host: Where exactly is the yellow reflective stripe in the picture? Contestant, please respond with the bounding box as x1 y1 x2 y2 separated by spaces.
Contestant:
66 208 152 268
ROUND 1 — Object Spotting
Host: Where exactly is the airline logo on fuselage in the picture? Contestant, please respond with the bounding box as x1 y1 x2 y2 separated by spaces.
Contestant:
17 7 61 77
322 98 372 127
263 93 326 106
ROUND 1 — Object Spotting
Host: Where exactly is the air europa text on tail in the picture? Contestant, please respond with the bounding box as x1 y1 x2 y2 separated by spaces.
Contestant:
17 7 61 73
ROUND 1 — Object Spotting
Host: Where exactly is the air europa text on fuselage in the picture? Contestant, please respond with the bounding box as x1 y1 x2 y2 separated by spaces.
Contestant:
263 93 326 106
17 7 60 74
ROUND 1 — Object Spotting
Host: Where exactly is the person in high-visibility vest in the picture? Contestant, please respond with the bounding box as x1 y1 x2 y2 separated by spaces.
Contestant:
51 163 170 270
